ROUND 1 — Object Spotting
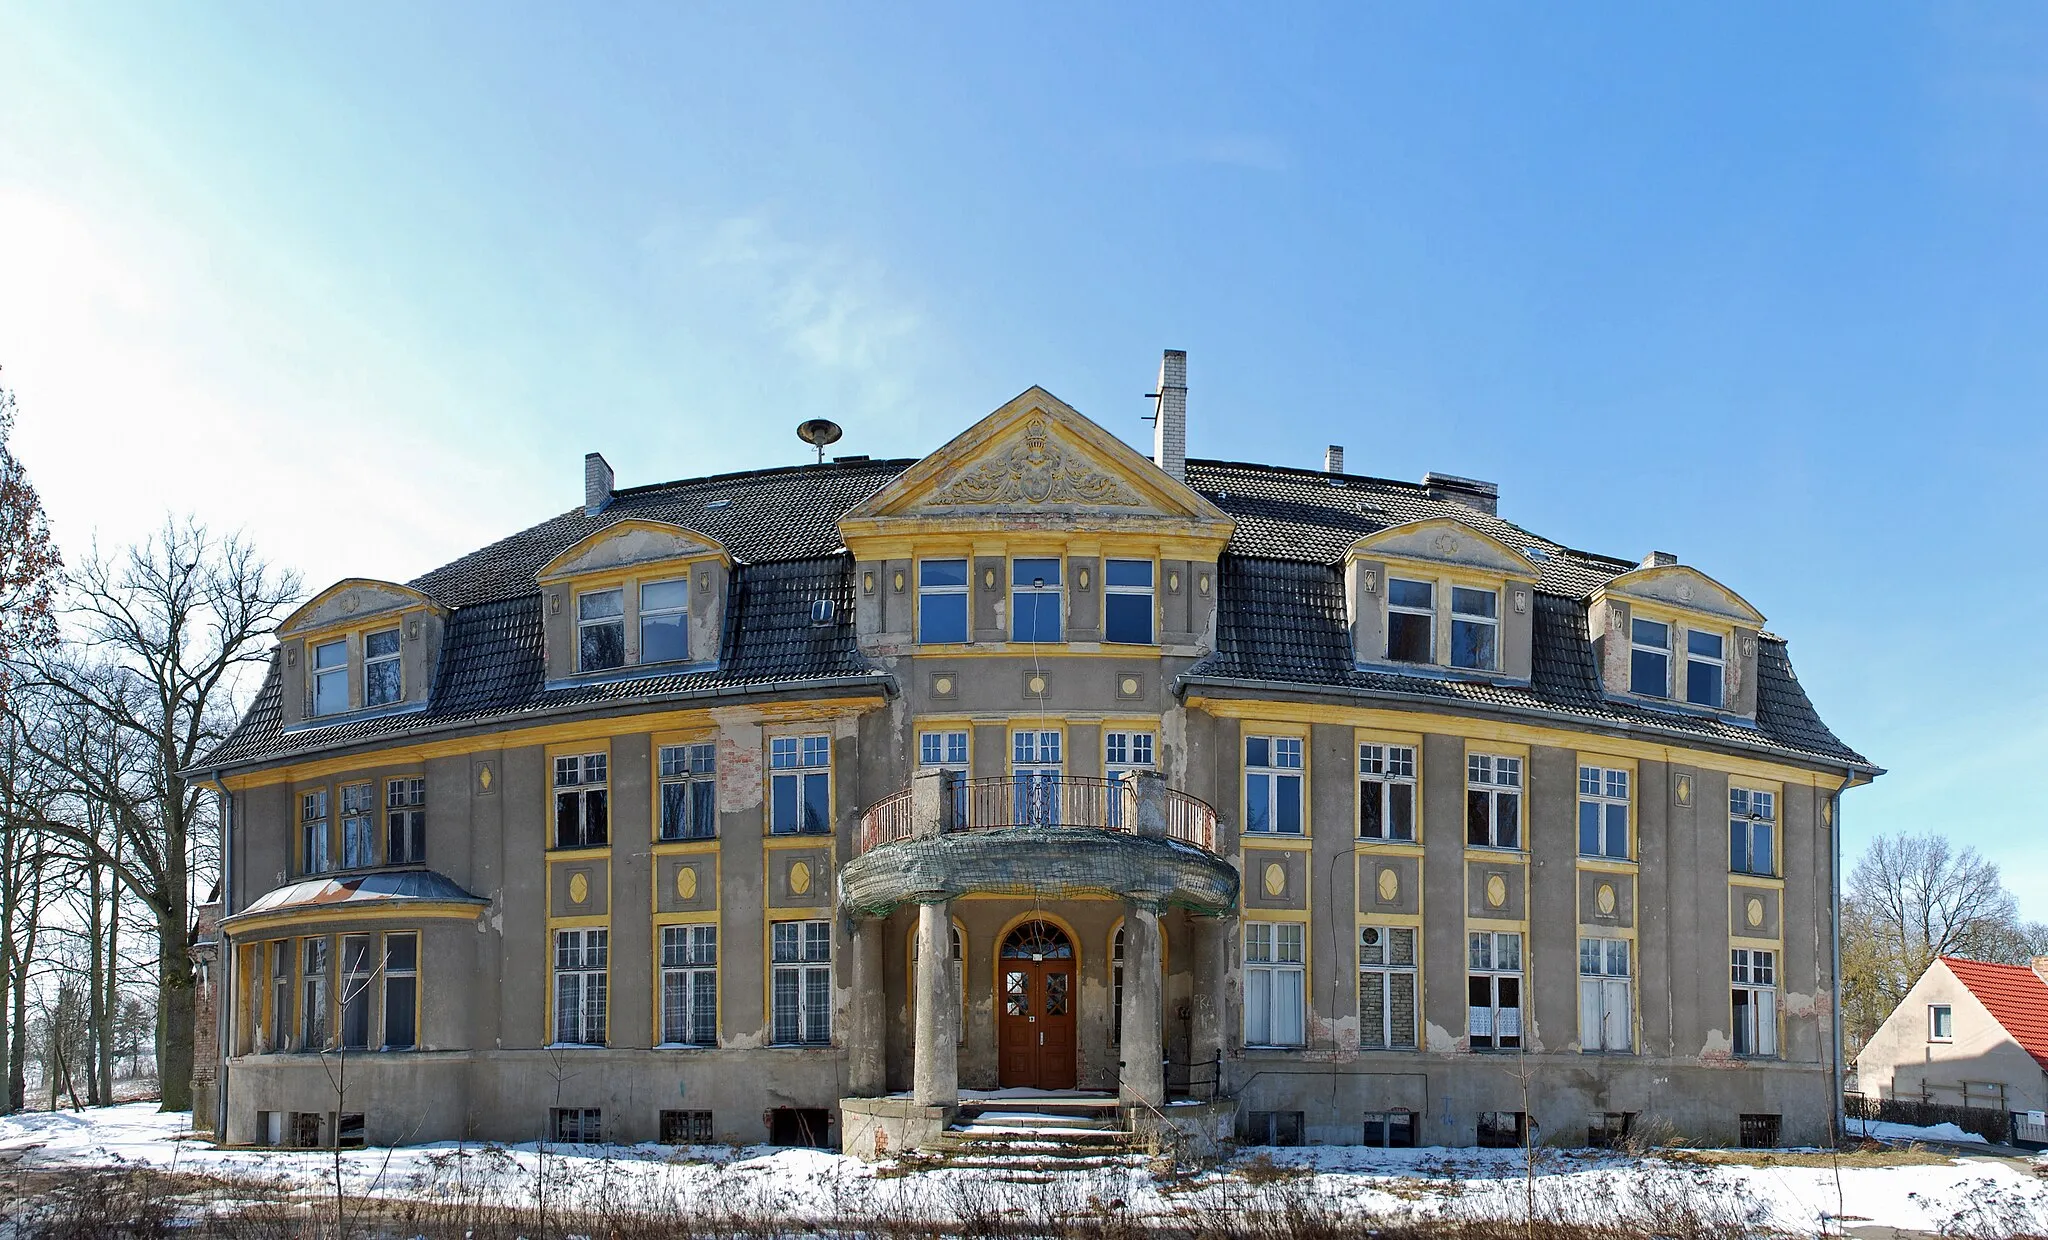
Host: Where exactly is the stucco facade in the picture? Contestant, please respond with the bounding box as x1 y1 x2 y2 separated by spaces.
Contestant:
1855 956 2048 1138
198 356 1876 1151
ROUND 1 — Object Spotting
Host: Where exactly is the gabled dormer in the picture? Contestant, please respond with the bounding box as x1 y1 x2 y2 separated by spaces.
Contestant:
1343 519 1541 681
1589 554 1765 719
278 580 447 728
535 519 732 685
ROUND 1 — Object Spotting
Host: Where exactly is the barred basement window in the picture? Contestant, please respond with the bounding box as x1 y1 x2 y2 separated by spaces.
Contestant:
340 781 376 869
1477 1111 1526 1148
1738 1113 1780 1149
554 753 609 849
1359 743 1416 841
1363 1110 1416 1148
1358 925 1418 1050
554 928 608 1046
771 920 831 1045
659 925 717 1046
1245 1111 1304 1147
337 1113 364 1148
658 744 717 840
1466 754 1522 849
660 1110 714 1144
364 627 402 706
550 1107 602 1143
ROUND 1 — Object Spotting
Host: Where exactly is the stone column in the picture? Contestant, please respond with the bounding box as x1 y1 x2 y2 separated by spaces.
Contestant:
1189 914 1231 1093
1119 900 1166 1107
1133 770 1168 839
912 899 958 1108
846 916 886 1096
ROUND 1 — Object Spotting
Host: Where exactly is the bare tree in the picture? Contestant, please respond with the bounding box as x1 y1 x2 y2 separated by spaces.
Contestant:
0 385 62 676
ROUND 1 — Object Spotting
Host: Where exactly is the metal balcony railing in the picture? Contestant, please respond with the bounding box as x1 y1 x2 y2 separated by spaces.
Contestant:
856 774 1219 856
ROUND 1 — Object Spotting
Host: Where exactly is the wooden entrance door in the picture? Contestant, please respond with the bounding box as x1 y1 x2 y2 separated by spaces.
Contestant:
997 920 1077 1090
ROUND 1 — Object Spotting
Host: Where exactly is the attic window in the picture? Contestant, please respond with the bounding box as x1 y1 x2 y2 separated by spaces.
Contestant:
810 599 836 625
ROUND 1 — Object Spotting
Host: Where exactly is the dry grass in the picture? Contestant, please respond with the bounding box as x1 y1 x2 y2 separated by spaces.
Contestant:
1663 1143 1957 1169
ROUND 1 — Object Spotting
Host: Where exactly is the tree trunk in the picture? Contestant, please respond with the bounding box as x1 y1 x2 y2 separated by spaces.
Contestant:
9 855 42 1111
157 903 194 1112
87 859 106 1106
101 855 120 1102
0 831 15 1116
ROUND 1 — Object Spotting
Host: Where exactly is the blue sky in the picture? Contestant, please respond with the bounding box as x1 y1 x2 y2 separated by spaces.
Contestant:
2 4 2043 912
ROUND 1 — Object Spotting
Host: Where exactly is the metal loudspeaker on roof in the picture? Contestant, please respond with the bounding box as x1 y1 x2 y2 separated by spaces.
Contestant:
797 418 843 465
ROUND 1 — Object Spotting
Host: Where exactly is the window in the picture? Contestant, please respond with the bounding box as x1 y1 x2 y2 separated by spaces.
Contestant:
661 1110 714 1144
1468 931 1523 1050
1930 1004 1953 1041
919 730 970 829
1359 743 1417 841
1450 586 1498 670
1012 730 1062 827
1738 1113 1781 1149
640 578 690 664
771 920 832 1045
1011 557 1062 642
1104 559 1154 644
300 790 331 875
1577 766 1629 859
1686 630 1725 708
1245 1111 1304 1146
1244 736 1304 835
340 781 376 869
658 744 718 840
1587 1112 1634 1149
1386 578 1435 664
576 589 625 672
769 1107 834 1148
311 638 348 716
1729 787 1775 876
340 934 372 1050
1578 937 1633 1053
300 938 328 1051
554 929 608 1046
383 933 417 1050
337 1114 364 1148
1363 1111 1416 1148
660 925 717 1046
769 735 831 834
1477 1111 1526 1149
1358 926 1418 1050
270 941 292 1052
1243 921 1305 1047
386 778 425 865
917 559 969 644
550 1108 602 1143
361 629 399 708
1731 949 1777 1057
1629 618 1669 697
1466 754 1522 849
554 753 609 849
1105 730 1154 828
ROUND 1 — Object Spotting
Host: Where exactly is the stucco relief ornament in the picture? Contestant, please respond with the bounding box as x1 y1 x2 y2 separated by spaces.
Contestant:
927 419 1144 507
1433 532 1460 556
1676 581 1694 603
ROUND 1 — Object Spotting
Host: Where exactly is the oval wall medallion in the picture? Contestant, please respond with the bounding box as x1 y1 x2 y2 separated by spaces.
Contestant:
790 861 813 896
1078 567 1090 590
1167 571 1180 592
1198 573 1209 595
893 571 906 592
983 569 996 588
1120 676 1140 696
1746 897 1765 929
1485 874 1508 909
1596 883 1617 916
675 866 698 900
863 572 876 595
1377 867 1400 902
1262 862 1286 897
933 676 953 695
568 872 589 904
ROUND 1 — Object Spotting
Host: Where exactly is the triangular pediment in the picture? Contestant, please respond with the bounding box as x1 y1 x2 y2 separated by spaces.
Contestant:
841 387 1232 540
535 519 730 584
1348 519 1539 580
1598 564 1763 626
280 579 441 638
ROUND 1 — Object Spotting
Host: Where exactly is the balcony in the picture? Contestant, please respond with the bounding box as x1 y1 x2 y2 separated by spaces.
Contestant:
841 773 1238 917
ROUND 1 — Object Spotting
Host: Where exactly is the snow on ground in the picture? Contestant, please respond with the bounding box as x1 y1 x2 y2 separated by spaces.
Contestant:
3 1104 2046 1237
1846 1116 1989 1145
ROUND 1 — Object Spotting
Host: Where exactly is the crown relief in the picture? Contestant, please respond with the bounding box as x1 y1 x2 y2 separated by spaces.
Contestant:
925 417 1144 508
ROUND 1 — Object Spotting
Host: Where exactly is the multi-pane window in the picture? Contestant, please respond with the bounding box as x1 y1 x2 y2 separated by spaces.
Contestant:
1477 1111 1526 1148
300 938 328 1051
1359 743 1417 841
550 1108 602 1143
769 735 831 834
919 730 970 829
1629 618 1669 697
640 578 691 664
270 941 293 1051
340 782 376 869
386 778 426 865
1363 1111 1416 1148
1105 731 1154 827
576 589 626 672
1729 787 1776 876
339 934 372 1050
1686 630 1725 708
554 929 609 1046
1245 736 1304 835
1577 766 1629 859
301 790 331 875
1578 937 1633 1053
1011 557 1063 642
1466 754 1522 849
1358 925 1418 1050
1012 730 1062 827
1467 931 1523 1050
364 628 402 707
771 920 832 1045
383 932 418 1050
660 925 717 1046
658 744 717 841
1731 949 1778 1057
1243 921 1306 1047
1386 579 1435 664
917 559 969 644
661 1110 714 1144
311 638 348 716
1930 1004 1953 1041
1103 559 1154 644
1450 587 1498 671
554 754 609 849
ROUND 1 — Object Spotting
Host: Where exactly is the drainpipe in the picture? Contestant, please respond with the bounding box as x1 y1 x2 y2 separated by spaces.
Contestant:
1830 774 1850 1147
210 772 233 1140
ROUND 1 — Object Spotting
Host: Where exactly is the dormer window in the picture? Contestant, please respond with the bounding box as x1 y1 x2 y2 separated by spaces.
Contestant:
364 629 402 707
1629 620 1669 697
1386 579 1434 663
1450 588 1498 671
1686 631 1725 708
640 579 691 664
1012 558 1062 643
311 639 348 717
577 589 626 672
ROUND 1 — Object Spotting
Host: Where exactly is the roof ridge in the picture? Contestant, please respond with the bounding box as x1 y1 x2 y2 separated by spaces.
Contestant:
611 456 918 499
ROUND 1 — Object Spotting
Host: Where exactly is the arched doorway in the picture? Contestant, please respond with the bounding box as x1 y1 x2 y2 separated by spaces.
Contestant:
998 919 1076 1089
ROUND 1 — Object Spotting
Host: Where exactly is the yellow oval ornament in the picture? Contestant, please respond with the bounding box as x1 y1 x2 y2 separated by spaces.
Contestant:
676 866 698 900
790 860 812 896
1485 874 1508 909
1746 897 1765 929
1596 883 1617 916
1377 867 1399 902
568 872 589 904
1262 862 1286 897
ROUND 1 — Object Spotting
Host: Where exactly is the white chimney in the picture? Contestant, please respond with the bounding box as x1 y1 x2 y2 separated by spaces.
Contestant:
584 452 613 516
1152 349 1187 482
1641 551 1679 569
1324 445 1345 474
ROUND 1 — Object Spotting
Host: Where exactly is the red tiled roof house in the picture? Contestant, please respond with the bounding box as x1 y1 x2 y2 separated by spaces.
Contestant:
1855 955 2048 1142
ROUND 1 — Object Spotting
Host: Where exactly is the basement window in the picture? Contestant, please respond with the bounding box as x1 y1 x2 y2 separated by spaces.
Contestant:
661 1110 714 1144
769 1107 833 1148
1362 1110 1415 1148
1477 1111 1526 1149
1245 1111 1304 1147
1587 1112 1634 1149
1738 1113 1781 1149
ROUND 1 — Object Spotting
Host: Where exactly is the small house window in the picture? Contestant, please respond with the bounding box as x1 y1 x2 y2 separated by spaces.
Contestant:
1629 618 1669 697
382 932 417 1050
1011 557 1063 643
554 754 609 849
364 628 402 706
1686 630 1725 707
1929 1003 1953 1041
1245 736 1304 834
1729 787 1775 876
386 777 425 865
1577 766 1629 859
1359 743 1416 841
1449 586 1498 670
1468 931 1523 1050
1103 559 1154 644
658 743 717 840
576 589 626 672
640 578 691 664
917 559 969 643
769 735 831 834
1466 754 1522 849
1386 578 1434 664
311 639 349 716
554 928 608 1046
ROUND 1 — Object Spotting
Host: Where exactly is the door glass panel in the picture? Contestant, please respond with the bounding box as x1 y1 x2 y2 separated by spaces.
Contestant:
1045 971 1069 1016
1005 971 1029 1016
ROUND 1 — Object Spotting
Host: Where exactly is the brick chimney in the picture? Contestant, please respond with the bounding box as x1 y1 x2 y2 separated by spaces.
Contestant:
1324 445 1345 474
1641 551 1679 569
584 452 613 516
2033 956 2048 986
1422 471 1499 516
1152 349 1187 482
